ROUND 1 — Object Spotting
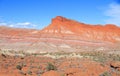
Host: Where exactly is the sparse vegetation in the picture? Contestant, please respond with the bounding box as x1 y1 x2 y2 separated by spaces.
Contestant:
16 64 22 70
27 70 32 75
61 74 65 76
36 70 44 75
19 70 26 75
1 53 6 58
99 71 111 76
79 51 120 63
1 51 120 76
46 63 57 71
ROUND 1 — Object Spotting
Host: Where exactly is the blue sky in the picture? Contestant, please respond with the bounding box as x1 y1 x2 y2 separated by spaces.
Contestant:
0 0 120 29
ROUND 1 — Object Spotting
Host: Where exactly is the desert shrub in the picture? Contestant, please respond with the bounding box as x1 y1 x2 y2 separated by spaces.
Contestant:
1 53 6 58
61 74 65 76
19 70 26 75
18 62 27 67
46 63 57 71
99 71 111 76
21 57 24 59
93 56 107 63
109 54 120 61
16 64 22 70
27 70 32 75
37 65 42 69
36 70 44 76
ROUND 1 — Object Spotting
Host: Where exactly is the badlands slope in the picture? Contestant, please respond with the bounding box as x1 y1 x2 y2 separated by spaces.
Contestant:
0 16 120 53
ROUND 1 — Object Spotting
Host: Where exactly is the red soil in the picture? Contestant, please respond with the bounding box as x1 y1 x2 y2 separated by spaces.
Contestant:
0 54 120 76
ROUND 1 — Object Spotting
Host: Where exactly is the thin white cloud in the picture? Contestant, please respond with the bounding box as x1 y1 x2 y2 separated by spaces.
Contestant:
104 3 120 26
0 22 38 29
9 24 14 27
0 22 7 25
16 22 31 26
15 22 37 28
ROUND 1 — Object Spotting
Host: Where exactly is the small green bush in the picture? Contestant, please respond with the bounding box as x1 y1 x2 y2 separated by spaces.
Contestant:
1 53 6 58
46 63 57 71
16 65 22 70
27 70 32 75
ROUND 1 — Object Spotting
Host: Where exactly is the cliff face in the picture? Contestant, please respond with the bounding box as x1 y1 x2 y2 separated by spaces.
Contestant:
41 16 120 42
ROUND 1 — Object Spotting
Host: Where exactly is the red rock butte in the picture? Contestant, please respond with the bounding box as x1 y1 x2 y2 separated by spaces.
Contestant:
0 16 120 52
41 16 120 42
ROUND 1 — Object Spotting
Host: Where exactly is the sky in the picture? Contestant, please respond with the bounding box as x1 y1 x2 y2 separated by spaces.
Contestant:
0 0 120 29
